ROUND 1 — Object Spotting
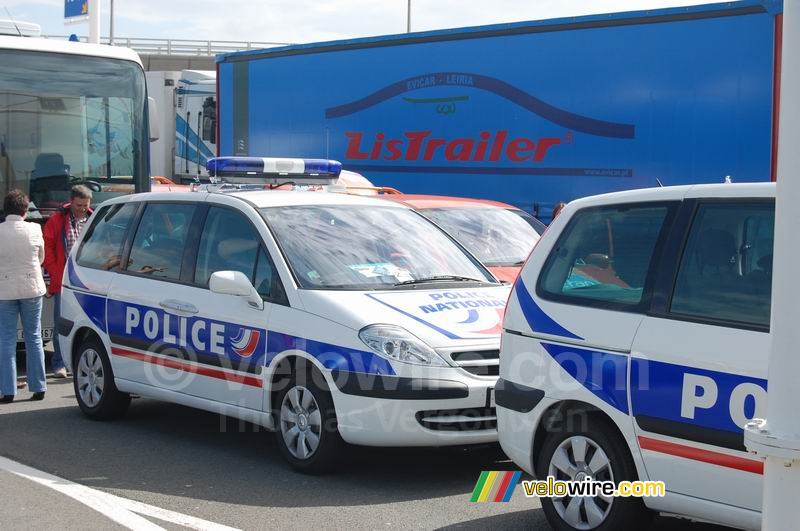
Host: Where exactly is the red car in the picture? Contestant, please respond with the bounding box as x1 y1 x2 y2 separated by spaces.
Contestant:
381 195 543 283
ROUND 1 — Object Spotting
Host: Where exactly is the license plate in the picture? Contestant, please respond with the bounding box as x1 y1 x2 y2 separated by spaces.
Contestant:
17 328 53 341
489 388 496 408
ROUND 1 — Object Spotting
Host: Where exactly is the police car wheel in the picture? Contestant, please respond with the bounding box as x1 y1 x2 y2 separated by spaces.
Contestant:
275 369 343 473
537 415 652 531
73 337 131 420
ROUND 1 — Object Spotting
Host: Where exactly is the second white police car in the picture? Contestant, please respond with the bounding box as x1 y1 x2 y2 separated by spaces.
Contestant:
59 158 508 472
498 183 773 530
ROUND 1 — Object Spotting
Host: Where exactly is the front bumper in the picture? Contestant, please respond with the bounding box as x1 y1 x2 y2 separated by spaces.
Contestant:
330 369 498 446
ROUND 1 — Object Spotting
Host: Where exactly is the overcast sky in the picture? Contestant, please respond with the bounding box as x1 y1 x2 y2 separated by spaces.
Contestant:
3 0 728 44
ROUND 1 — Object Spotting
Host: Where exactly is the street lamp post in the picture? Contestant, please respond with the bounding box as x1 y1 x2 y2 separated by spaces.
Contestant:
109 0 114 44
88 0 100 43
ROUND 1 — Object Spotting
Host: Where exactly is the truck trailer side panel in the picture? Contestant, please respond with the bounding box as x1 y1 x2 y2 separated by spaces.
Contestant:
218 1 781 215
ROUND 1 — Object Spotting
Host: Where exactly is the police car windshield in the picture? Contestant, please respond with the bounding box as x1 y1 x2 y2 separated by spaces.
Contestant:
260 205 495 290
420 207 540 266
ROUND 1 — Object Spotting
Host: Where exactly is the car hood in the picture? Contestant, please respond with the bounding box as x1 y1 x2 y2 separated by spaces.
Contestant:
297 285 511 349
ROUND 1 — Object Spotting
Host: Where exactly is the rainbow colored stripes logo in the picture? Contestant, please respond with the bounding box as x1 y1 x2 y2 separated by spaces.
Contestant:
470 471 522 502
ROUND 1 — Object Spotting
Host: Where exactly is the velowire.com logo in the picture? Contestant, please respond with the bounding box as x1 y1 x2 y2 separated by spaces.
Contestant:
469 471 522 502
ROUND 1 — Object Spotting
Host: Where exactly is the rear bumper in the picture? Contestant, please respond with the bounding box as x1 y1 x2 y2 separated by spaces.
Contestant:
495 377 545 413
497 382 556 476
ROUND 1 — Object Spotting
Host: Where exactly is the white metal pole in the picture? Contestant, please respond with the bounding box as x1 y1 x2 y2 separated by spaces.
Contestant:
109 0 114 45
407 0 411 33
88 0 101 44
744 4 800 530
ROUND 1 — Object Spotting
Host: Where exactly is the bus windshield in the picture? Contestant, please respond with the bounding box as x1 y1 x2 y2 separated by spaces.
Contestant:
0 48 148 217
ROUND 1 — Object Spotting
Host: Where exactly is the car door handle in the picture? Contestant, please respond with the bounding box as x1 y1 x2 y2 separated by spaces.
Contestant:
159 299 198 314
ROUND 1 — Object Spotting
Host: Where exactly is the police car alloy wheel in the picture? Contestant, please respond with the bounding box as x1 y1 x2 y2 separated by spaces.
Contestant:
536 415 652 531
73 337 131 420
275 369 344 473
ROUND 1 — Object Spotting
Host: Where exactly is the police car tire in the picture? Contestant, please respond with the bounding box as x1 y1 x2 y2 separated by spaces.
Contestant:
275 369 344 474
536 415 652 531
73 337 131 420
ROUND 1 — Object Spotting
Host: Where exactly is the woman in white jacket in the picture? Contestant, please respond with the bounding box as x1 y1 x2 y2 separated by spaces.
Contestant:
0 190 47 403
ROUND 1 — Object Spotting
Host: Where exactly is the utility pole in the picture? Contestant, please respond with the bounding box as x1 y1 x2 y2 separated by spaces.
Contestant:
109 0 114 44
407 0 411 33
744 4 800 530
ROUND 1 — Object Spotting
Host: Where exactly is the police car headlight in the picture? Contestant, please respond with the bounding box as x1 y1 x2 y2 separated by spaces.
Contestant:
359 325 447 366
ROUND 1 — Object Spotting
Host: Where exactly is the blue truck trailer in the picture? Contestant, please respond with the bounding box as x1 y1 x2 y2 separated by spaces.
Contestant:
216 0 783 218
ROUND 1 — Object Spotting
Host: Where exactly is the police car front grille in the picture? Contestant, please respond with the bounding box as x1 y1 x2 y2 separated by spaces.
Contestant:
448 349 500 377
460 365 499 376
415 407 497 432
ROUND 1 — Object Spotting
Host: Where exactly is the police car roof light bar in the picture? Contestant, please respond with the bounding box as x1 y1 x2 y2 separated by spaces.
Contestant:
206 157 342 185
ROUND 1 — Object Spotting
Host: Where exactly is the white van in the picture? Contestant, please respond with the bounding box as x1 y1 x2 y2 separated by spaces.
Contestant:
498 183 773 530
58 158 508 472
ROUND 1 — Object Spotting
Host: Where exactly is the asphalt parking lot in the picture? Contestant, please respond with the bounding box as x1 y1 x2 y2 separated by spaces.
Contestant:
0 356 731 531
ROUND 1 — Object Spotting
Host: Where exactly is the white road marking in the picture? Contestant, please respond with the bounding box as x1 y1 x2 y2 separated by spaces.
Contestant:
114 497 240 531
0 456 240 531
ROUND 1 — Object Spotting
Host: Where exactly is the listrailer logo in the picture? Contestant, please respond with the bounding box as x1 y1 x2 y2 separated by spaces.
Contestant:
326 72 635 176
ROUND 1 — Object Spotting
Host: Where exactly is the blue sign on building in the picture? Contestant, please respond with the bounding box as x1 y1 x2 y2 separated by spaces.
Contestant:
64 0 88 20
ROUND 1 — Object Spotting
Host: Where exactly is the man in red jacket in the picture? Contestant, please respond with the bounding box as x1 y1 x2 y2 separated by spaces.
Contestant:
43 185 93 378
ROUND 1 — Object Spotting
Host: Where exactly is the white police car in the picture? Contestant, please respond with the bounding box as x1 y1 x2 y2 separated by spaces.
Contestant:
497 183 773 530
58 158 508 472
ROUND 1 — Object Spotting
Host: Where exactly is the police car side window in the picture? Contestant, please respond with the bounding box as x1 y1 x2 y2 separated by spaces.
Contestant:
538 204 669 308
76 203 137 271
194 207 260 287
670 202 773 328
127 203 196 281
254 247 285 302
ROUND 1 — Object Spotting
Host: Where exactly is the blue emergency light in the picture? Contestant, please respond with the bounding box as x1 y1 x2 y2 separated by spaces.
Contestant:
206 156 342 185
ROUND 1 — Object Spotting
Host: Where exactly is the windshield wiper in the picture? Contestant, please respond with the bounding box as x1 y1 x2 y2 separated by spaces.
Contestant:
394 275 488 287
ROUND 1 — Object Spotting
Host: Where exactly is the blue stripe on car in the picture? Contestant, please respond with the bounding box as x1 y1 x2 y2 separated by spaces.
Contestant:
73 292 107 332
541 341 628 414
514 278 583 340
266 331 395 376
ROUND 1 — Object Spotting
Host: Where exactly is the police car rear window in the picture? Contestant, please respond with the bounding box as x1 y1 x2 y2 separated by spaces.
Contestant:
76 203 137 271
670 202 773 327
538 204 669 307
127 203 196 280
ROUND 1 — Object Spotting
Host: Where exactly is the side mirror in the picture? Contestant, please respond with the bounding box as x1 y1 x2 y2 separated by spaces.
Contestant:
148 96 160 142
209 270 263 310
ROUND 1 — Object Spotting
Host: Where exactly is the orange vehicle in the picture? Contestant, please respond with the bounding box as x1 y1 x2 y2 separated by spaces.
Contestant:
150 175 192 192
380 195 544 283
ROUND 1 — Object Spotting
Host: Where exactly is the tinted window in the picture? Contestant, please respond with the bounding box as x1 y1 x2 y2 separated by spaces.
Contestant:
538 204 669 307
127 203 196 280
195 207 260 286
76 203 137 271
671 202 773 327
